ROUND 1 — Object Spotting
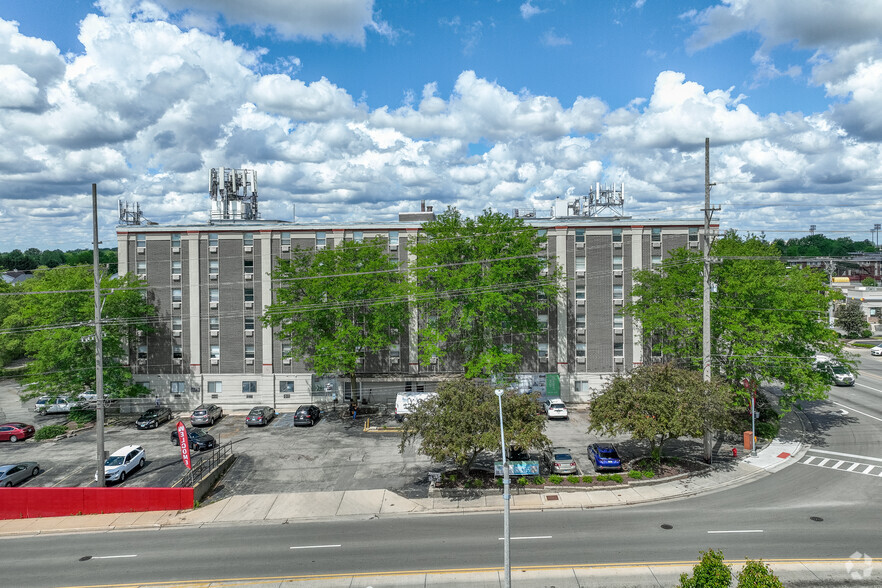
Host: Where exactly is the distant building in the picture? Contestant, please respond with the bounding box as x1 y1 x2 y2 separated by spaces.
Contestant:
1 270 33 285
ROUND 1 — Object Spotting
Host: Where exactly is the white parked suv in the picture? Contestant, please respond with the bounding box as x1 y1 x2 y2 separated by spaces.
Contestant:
34 396 73 414
543 398 569 419
96 445 145 484
871 344 882 357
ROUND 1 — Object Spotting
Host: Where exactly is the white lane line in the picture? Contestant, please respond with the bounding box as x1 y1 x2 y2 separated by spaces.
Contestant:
92 555 138 559
707 530 763 534
831 460 845 469
498 536 553 541
830 401 882 424
817 458 830 467
808 448 882 464
803 456 819 465
289 544 342 550
847 463 860 472
862 465 875 475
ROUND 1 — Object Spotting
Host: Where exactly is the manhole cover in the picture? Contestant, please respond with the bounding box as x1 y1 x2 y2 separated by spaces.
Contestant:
546 494 559 501
810 516 824 522
661 524 673 530
79 556 92 562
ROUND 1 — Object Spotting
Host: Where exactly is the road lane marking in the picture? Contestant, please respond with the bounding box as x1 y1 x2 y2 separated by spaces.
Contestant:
847 463 859 472
817 458 830 467
861 465 875 474
498 536 553 540
803 456 818 465
289 544 342 550
831 460 844 469
707 530 763 534
92 555 138 559
830 401 882 424
807 449 882 463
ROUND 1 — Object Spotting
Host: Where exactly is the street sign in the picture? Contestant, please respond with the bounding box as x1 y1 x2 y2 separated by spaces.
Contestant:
176 421 191 469
494 461 540 476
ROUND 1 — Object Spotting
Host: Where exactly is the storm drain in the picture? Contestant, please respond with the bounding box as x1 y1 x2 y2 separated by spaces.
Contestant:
810 516 824 522
546 494 559 501
660 524 674 530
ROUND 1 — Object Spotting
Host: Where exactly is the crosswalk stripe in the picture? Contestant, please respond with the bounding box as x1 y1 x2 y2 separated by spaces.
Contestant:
818 458 830 466
847 463 859 472
862 465 875 474
831 460 844 469
799 456 882 479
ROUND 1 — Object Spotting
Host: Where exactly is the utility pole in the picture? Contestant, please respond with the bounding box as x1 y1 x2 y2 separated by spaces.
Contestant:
702 138 718 464
92 184 106 487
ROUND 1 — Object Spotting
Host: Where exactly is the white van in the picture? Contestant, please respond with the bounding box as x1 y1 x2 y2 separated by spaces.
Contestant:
394 392 436 422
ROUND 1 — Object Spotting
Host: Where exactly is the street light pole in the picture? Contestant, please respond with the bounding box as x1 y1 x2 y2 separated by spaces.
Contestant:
92 183 106 487
495 389 511 588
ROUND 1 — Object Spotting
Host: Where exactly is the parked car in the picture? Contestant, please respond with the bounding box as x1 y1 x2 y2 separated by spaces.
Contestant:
871 344 882 357
0 422 35 443
245 406 276 427
135 406 173 429
190 404 223 426
78 391 98 403
34 396 73 414
96 445 145 484
292 405 321 426
171 427 216 451
0 462 40 487
546 448 578 475
543 398 568 419
588 442 622 471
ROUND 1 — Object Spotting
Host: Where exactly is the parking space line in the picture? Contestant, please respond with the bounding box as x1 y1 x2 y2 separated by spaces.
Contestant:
290 544 342 550
499 536 553 541
92 555 138 559
52 464 87 487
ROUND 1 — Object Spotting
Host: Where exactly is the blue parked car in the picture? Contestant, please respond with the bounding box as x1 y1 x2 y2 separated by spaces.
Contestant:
588 443 622 471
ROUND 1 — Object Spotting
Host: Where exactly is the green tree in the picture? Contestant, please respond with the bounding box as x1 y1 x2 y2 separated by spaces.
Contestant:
835 299 868 337
0 279 25 365
861 277 877 287
12 267 155 399
263 236 409 397
628 231 850 409
736 559 784 588
678 550 732 588
589 363 732 461
399 378 549 477
410 207 562 379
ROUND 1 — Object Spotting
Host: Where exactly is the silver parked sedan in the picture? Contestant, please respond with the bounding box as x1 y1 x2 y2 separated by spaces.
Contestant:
0 462 40 487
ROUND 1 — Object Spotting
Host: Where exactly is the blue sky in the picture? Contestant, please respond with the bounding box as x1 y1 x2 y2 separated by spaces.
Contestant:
0 0 880 250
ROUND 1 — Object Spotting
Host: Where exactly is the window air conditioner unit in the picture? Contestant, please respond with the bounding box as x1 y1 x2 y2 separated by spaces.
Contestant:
210 329 219 337
244 246 253 253
172 274 180 282
137 273 147 280
172 246 181 254
576 356 586 362
281 245 290 253
245 358 254 365
538 354 548 360
615 356 624 363
282 358 291 365
172 358 182 365
244 273 253 281
172 329 182 337
390 245 398 251
137 247 146 254
613 270 623 277
614 327 624 335
614 299 623 305
172 302 181 309
210 358 219 365
244 301 254 309
430 356 438 364
137 358 147 366
244 329 254 337
316 244 325 250
390 356 399 363
210 274 218 280
540 268 548 277
613 242 622 249
576 242 584 249
576 299 585 305
652 241 661 248
689 241 699 248
576 327 585 335
576 270 585 278
209 301 218 309
209 246 218 253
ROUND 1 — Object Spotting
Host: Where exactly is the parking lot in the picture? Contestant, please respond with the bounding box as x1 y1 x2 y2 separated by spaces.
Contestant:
1 378 633 501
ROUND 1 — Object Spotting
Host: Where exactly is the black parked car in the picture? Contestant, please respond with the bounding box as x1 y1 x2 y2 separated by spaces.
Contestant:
136 406 173 429
292 405 321 426
245 405 276 427
171 427 216 451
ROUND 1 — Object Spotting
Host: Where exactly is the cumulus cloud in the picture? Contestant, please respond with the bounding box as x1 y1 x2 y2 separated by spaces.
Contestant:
520 1 546 20
542 29 571 47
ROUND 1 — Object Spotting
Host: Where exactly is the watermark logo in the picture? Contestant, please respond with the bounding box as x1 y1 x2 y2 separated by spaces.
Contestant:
846 551 873 580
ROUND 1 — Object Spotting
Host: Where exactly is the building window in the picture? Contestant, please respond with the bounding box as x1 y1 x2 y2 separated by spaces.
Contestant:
171 233 181 248
614 312 624 329
244 287 254 302
613 284 623 300
614 342 624 357
575 228 585 243
244 258 253 274
575 257 586 272
316 232 326 248
576 314 586 329
281 342 291 356
242 381 257 394
688 227 699 243
136 261 147 275
209 316 219 330
538 314 548 329
210 345 220 359
390 343 400 358
575 381 590 394
172 288 182 303
651 227 661 242
612 228 622 243
244 316 255 330
388 231 398 246
136 234 146 248
281 232 291 246
280 381 294 393
209 259 219 275
170 381 186 395
538 342 549 359
208 381 221 395
137 345 147 359
171 260 181 275
243 233 254 246
172 316 182 331
208 233 218 247
209 288 219 303
612 255 623 271
537 229 547 238
576 343 586 358
651 254 662 267
245 344 255 359
172 344 182 359
575 285 585 300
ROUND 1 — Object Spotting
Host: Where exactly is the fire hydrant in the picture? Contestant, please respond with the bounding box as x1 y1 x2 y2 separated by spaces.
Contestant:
732 447 738 458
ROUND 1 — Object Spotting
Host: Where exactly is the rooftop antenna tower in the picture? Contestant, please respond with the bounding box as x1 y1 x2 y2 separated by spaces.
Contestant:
118 200 143 225
209 167 258 221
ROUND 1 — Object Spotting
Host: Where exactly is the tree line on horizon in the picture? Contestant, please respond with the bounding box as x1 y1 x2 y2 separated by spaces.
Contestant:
0 247 118 273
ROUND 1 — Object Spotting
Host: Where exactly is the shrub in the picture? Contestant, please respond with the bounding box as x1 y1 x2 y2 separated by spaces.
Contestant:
611 473 624 484
861 329 872 338
677 549 731 588
68 406 96 425
547 474 563 485
642 470 655 479
532 476 545 485
496 477 504 487
628 471 644 479
596 474 610 482
35 424 67 441
446 474 458 484
567 475 581 484
737 559 784 588
581 475 593 483
516 476 528 486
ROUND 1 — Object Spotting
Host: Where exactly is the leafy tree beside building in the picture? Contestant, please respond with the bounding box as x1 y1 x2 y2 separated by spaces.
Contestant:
835 299 869 337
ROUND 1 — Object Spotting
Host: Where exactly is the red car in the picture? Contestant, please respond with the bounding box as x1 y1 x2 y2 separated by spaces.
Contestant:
0 423 36 443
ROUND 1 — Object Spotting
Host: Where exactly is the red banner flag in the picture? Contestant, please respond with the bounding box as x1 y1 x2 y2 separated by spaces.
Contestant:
176 421 191 470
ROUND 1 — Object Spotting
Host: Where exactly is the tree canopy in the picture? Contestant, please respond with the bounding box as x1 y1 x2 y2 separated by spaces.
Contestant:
627 231 850 409
262 236 410 395
399 378 549 477
771 234 876 257
835 299 869 337
0 248 117 272
6 266 155 399
410 207 562 379
588 363 732 460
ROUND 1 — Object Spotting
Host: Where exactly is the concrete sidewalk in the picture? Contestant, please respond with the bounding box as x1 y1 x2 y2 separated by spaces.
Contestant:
0 437 805 537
